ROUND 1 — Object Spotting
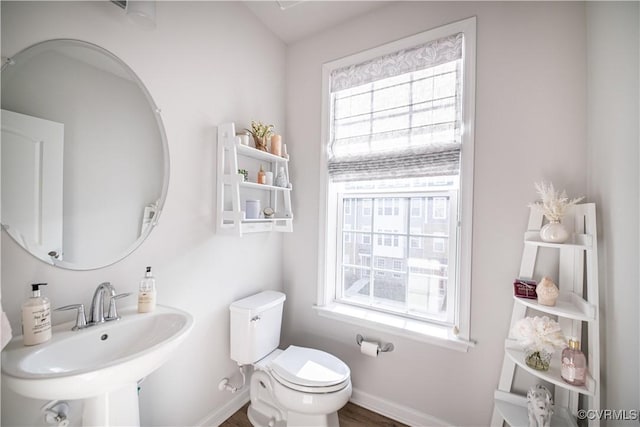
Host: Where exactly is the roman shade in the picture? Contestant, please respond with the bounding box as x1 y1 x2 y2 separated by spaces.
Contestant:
328 33 464 182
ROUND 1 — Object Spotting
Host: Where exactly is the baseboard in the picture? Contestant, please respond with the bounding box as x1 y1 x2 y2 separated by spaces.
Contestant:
350 387 450 427
196 388 250 427
194 386 447 427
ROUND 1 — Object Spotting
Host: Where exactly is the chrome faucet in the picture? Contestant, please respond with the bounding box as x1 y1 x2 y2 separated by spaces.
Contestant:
57 282 130 330
89 282 117 324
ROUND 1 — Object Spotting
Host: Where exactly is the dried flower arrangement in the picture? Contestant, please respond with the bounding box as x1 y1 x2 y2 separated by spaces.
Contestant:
511 316 566 370
529 181 584 222
246 121 274 151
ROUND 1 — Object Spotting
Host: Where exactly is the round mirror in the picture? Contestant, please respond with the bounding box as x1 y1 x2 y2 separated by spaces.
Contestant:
1 39 168 270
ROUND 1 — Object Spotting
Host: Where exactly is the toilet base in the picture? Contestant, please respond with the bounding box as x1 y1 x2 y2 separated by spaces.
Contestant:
247 370 349 427
247 403 340 427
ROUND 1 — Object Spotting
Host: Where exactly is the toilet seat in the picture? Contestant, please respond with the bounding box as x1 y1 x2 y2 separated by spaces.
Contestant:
268 346 350 393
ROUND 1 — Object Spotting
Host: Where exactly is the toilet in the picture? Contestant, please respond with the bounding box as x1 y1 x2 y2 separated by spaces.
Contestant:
230 291 352 427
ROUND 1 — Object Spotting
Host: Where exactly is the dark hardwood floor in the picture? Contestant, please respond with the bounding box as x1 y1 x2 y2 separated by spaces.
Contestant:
220 402 408 427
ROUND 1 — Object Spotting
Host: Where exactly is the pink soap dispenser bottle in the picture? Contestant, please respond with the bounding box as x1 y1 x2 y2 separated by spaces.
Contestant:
561 338 587 386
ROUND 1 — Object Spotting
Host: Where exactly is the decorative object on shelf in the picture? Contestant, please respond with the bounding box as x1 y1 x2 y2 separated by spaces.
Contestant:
275 166 288 188
526 384 553 427
513 278 537 299
511 316 566 371
282 143 289 159
245 200 261 219
529 181 583 243
238 169 248 182
246 121 274 151
263 207 274 219
237 132 250 146
536 277 559 306
270 134 282 156
264 171 274 186
257 165 266 184
561 338 587 386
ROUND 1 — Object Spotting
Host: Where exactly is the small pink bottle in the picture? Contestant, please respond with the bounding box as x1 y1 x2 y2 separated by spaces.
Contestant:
561 338 587 386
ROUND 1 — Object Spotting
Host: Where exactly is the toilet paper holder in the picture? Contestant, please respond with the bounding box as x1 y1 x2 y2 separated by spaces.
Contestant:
356 334 394 354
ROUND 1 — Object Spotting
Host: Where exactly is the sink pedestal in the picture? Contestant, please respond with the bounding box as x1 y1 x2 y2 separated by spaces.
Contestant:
83 383 140 426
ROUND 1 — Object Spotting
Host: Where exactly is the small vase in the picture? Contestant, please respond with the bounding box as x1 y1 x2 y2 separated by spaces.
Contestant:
539 220 569 243
525 349 552 371
253 135 268 151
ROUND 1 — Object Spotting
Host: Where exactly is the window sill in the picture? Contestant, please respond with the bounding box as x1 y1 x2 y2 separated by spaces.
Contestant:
313 303 475 352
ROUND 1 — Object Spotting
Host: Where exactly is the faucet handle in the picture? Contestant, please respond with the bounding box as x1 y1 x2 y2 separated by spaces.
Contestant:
106 293 131 321
55 304 87 330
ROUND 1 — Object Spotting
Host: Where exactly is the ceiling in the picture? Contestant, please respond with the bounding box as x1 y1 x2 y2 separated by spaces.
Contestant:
243 1 391 44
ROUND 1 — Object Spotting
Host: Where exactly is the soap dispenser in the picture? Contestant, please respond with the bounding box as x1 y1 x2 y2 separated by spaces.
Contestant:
138 266 156 313
21 283 52 346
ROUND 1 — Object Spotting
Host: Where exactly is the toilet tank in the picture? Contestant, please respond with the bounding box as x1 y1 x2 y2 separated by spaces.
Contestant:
230 290 286 365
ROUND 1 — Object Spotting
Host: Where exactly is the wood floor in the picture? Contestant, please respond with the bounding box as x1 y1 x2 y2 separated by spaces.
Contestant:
220 402 408 427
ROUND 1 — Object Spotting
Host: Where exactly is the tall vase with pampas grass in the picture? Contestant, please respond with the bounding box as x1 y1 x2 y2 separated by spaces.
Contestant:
529 181 583 243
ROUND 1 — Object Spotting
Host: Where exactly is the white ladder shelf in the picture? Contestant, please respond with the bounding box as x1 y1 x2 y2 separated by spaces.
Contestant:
216 122 293 236
491 203 600 427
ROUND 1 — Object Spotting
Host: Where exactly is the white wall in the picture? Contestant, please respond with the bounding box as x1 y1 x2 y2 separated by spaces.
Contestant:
1 1 285 425
283 2 588 425
586 1 640 421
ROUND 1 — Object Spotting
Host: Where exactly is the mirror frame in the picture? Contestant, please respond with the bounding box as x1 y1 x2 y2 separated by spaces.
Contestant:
1 39 170 270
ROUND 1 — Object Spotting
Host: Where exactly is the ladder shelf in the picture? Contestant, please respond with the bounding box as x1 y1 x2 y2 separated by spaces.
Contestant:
491 203 600 426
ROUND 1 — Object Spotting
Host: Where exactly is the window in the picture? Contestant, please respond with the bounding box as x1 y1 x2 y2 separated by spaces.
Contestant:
433 197 447 220
344 199 352 215
318 18 475 350
411 198 423 217
360 254 371 267
362 199 372 216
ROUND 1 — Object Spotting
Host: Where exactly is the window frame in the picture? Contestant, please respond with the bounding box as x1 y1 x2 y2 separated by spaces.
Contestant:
316 17 476 352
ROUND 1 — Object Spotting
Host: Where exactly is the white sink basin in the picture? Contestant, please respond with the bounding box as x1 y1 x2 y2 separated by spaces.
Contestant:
2 305 193 401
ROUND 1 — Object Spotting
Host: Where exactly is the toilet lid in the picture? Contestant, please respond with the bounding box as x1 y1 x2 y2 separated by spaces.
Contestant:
269 345 350 388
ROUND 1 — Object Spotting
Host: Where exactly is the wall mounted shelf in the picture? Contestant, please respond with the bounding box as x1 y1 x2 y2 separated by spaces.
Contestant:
216 122 293 236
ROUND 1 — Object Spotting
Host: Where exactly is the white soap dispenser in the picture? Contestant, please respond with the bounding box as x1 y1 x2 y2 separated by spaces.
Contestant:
21 283 52 346
138 266 156 313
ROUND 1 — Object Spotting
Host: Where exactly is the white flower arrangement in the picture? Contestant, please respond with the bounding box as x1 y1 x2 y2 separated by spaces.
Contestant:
511 316 566 355
529 181 584 222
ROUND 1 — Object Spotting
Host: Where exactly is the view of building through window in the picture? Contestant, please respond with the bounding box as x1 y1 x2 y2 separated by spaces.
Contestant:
337 177 457 323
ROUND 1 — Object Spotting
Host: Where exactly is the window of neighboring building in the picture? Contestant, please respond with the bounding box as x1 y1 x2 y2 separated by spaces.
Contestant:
433 197 447 220
362 199 372 216
317 18 476 350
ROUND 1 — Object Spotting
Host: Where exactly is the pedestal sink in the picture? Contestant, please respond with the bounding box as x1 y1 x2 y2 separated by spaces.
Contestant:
2 305 193 426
